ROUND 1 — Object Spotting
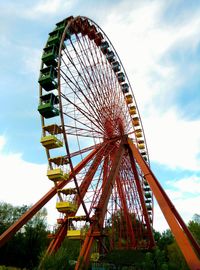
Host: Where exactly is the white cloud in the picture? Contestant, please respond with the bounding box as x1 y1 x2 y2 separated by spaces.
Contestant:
102 0 200 109
153 175 200 231
21 0 76 19
144 108 200 170
0 135 58 226
167 175 200 194
21 47 41 76
99 1 200 170
0 136 6 151
154 202 169 232
31 0 64 14
153 196 200 232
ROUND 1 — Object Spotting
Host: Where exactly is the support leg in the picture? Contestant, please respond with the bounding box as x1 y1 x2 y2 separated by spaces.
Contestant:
128 147 155 248
75 141 125 269
128 139 200 269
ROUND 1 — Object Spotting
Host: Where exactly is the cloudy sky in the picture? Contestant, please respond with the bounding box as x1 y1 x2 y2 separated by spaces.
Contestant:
0 0 200 232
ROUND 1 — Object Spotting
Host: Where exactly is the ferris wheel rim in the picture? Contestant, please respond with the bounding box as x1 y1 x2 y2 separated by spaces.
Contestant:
82 16 150 163
40 13 153 230
38 16 153 258
38 15 154 225
54 16 153 227
56 16 150 167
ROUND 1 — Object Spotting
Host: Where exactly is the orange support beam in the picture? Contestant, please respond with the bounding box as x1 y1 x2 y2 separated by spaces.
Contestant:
96 142 125 225
75 227 95 270
0 147 99 248
128 138 200 270
128 147 155 248
46 146 106 255
45 219 68 256
75 141 125 270
116 176 136 248
75 146 106 206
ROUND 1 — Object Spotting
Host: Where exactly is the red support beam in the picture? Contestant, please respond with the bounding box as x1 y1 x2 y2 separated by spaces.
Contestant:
116 176 136 248
45 146 106 255
45 220 68 256
102 155 109 191
75 140 125 270
128 138 200 269
128 146 155 248
75 147 106 206
75 226 95 270
96 143 125 224
0 147 99 248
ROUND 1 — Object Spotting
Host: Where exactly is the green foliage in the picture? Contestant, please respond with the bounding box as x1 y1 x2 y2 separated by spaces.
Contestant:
157 229 174 251
60 238 81 261
188 214 200 244
22 209 49 269
0 267 22 270
103 249 146 266
39 239 80 270
39 248 70 270
167 242 189 270
153 229 161 243
0 265 21 270
142 252 154 270
0 202 28 234
0 200 199 270
154 247 167 269
0 202 49 269
103 223 198 269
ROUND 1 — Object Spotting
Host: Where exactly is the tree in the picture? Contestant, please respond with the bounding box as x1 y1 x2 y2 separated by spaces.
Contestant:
0 202 28 233
157 229 174 251
0 202 49 269
39 248 70 270
153 229 161 243
188 214 200 244
23 208 49 269
39 239 80 270
154 247 168 269
0 202 28 268
167 242 189 270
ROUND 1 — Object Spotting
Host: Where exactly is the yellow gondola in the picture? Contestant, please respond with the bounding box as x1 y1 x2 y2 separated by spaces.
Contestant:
132 117 140 126
67 230 81 239
138 140 145 150
43 124 62 134
47 168 66 181
135 129 142 138
56 201 78 213
49 156 69 165
40 135 63 149
91 252 100 262
129 106 136 115
125 94 133 104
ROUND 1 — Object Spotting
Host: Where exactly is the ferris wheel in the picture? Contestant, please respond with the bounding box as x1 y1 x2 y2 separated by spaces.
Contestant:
38 15 154 265
36 16 200 269
1 15 199 270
